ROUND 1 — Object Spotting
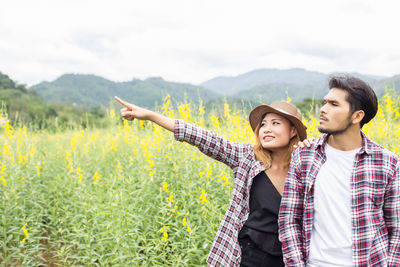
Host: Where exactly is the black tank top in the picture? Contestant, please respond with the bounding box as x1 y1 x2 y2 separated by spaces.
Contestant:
238 171 283 256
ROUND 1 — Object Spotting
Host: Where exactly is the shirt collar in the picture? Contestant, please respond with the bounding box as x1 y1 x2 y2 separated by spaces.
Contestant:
316 131 371 156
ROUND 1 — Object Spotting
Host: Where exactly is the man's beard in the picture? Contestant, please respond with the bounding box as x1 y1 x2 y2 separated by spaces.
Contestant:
318 117 352 135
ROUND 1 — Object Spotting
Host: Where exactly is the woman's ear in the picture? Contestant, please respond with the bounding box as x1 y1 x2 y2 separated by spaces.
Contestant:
290 126 297 139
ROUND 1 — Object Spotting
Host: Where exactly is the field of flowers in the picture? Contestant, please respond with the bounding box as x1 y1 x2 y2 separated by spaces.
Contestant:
0 94 399 266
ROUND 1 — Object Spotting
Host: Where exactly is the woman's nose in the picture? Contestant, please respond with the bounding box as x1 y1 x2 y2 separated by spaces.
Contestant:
263 126 271 133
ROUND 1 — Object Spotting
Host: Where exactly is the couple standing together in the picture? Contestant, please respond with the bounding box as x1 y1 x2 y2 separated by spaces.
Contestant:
115 75 399 267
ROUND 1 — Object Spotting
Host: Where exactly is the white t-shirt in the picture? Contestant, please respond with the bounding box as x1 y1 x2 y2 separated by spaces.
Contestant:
308 143 360 267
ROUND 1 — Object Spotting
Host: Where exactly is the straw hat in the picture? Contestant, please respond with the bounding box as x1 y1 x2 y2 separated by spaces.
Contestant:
249 101 307 141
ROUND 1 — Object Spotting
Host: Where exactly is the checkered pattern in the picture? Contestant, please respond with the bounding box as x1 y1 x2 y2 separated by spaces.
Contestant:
278 132 400 266
174 120 265 266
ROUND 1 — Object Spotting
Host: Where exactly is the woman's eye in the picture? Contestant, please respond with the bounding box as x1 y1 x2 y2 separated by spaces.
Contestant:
260 123 265 127
273 122 280 125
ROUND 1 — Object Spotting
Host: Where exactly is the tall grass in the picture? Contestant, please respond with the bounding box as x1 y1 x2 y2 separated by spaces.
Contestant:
0 93 399 266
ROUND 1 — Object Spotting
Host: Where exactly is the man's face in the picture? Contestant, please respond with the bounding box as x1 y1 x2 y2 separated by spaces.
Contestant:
318 88 354 135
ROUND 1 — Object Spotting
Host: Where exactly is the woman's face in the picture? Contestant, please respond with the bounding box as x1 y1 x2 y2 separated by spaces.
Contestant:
258 113 297 151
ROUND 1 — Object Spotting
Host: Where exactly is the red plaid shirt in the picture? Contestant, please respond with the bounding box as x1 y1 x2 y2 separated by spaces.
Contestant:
278 132 400 266
174 120 265 266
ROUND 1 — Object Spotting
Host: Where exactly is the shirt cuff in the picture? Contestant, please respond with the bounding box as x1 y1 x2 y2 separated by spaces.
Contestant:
174 119 185 142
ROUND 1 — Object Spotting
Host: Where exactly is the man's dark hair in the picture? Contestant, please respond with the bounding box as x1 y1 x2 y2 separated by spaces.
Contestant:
328 75 378 128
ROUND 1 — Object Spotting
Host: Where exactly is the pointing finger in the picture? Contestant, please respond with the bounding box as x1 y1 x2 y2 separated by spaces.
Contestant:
115 96 132 108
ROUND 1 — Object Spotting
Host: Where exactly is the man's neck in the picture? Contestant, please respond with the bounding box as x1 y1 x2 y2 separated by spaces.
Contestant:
326 128 363 151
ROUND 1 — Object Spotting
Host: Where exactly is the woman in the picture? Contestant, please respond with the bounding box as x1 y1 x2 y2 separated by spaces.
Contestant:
115 96 308 267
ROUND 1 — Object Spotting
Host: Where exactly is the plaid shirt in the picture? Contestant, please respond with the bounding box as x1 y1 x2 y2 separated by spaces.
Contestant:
174 120 265 266
278 132 400 266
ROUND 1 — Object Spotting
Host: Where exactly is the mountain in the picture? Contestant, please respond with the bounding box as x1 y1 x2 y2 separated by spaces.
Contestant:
232 83 325 104
201 68 328 95
335 72 387 85
201 68 392 103
31 74 221 108
30 69 397 111
0 72 56 123
373 75 400 95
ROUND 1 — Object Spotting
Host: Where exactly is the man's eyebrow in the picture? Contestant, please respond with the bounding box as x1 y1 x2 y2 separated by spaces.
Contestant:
324 98 339 104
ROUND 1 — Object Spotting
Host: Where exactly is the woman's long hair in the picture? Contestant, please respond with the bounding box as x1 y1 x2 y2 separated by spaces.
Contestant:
253 116 301 169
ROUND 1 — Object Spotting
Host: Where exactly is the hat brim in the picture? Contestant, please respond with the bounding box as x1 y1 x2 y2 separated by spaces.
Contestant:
249 105 307 141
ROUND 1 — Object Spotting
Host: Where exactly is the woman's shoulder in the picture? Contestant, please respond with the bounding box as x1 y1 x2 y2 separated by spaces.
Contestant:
236 144 262 165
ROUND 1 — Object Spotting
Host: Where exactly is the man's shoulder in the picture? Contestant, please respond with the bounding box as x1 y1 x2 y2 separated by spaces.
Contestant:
364 136 399 165
295 135 325 154
291 136 325 163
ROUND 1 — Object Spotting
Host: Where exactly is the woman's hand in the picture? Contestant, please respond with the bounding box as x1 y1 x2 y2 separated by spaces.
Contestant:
114 96 153 121
115 96 175 132
293 137 316 149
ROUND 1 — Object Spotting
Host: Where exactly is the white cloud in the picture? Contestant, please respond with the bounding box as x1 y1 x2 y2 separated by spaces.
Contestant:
1 0 400 86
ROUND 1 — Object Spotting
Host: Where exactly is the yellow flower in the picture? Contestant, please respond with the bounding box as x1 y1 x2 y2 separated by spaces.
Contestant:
200 190 209 204
162 94 171 115
0 164 5 174
3 142 11 156
5 120 13 138
162 231 168 242
21 224 29 243
211 115 220 128
92 171 101 181
159 226 165 233
224 103 230 118
178 104 191 121
109 109 115 119
0 176 6 186
76 167 83 183
172 205 178 213
187 226 192 233
206 164 212 179
36 163 41 176
161 181 170 193
167 194 174 204
199 105 205 116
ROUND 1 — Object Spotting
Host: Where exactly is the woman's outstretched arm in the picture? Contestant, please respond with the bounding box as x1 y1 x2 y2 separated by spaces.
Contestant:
115 96 250 169
115 96 174 132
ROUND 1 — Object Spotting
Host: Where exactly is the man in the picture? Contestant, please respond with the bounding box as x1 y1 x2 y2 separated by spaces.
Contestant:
278 75 400 266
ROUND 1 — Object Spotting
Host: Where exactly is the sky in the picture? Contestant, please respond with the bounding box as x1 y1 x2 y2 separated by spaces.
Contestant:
1 0 400 86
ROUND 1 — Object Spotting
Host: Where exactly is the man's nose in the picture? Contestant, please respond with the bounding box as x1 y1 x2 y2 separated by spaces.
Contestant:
320 104 327 114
